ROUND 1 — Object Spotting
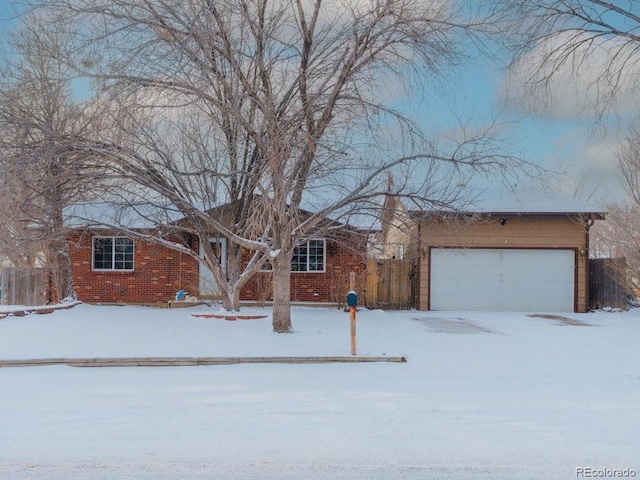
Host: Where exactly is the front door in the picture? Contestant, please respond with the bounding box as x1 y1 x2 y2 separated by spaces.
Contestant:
199 237 227 297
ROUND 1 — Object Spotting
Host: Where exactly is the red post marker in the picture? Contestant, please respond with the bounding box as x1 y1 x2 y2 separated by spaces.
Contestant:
350 305 357 356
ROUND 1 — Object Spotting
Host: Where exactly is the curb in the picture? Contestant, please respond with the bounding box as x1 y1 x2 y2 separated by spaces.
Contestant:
191 313 268 321
0 356 407 368
0 301 81 319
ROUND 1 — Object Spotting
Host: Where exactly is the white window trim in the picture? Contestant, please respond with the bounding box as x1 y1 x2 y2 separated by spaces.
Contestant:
258 238 327 274
92 236 135 272
200 237 228 272
292 239 326 274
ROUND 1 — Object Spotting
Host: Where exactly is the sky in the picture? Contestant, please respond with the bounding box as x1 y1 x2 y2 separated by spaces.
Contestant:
402 46 627 205
0 1 631 207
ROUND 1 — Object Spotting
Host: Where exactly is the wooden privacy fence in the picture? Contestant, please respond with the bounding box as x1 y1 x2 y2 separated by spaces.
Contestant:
365 258 416 309
0 267 46 306
589 258 627 310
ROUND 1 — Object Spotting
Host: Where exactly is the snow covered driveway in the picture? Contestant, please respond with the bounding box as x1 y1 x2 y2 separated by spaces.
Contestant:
0 304 638 479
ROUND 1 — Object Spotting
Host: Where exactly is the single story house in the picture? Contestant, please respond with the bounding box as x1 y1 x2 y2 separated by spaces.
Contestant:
63 203 366 305
377 187 606 313
62 187 605 311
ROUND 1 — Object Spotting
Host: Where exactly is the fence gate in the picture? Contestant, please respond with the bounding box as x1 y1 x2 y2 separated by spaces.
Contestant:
589 258 627 310
0 267 46 306
365 258 416 309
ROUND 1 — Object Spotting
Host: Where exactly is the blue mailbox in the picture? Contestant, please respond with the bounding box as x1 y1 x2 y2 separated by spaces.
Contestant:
346 291 357 308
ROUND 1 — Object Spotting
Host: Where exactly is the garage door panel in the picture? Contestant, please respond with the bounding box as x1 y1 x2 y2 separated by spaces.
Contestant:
430 249 574 312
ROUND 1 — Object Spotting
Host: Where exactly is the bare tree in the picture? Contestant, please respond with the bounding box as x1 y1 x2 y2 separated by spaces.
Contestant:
590 202 639 292
497 0 640 119
496 1 640 295
591 122 640 293
617 122 640 205
0 14 100 301
0 158 46 268
32 0 524 331
70 97 274 312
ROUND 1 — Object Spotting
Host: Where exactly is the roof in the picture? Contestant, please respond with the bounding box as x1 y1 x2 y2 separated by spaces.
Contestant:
411 186 607 219
64 201 184 229
64 198 356 233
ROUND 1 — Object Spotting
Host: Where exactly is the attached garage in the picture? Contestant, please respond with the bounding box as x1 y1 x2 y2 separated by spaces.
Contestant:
430 248 575 312
410 188 607 313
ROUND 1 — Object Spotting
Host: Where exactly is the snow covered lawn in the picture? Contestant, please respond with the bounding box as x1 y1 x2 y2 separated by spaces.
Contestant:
0 304 638 479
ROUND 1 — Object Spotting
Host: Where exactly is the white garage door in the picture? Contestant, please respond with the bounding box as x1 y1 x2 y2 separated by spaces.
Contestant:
430 248 575 312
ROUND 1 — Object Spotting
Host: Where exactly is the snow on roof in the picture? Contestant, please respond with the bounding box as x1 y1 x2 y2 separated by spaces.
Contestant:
476 186 606 215
64 202 184 229
414 186 607 217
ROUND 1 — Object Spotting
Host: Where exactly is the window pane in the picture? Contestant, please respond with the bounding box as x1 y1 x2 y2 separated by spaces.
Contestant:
93 238 113 270
291 244 308 271
93 237 134 270
308 240 325 271
114 238 134 270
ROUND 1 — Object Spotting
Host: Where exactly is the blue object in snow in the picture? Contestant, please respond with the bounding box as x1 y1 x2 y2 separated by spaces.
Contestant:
175 290 186 301
346 290 357 307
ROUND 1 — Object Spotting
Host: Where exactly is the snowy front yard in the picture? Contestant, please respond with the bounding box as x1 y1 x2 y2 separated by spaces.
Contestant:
0 304 638 479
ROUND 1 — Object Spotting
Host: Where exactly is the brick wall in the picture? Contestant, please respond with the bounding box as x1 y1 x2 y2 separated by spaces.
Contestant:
240 239 366 303
67 230 366 304
68 231 199 304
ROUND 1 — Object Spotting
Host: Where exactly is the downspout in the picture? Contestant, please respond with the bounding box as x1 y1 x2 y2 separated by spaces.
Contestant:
416 220 421 310
47 267 53 305
585 216 595 312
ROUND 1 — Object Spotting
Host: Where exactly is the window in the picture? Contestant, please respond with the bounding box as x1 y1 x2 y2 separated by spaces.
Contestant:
292 239 325 272
93 237 134 271
260 239 326 272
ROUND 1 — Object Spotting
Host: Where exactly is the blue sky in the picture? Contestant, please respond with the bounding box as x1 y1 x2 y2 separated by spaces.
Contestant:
408 46 625 203
0 1 627 206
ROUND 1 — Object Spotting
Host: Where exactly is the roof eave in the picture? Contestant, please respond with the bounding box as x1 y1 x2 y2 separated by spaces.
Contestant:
409 210 607 220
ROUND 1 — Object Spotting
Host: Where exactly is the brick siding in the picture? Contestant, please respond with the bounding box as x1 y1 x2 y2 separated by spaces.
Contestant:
66 231 366 304
240 240 366 303
67 231 199 304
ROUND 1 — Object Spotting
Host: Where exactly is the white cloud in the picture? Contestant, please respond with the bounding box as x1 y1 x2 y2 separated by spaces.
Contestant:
499 31 640 121
298 0 452 21
538 126 625 202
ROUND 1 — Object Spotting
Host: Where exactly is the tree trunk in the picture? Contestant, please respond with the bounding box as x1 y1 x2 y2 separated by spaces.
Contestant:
208 244 267 312
50 202 77 302
49 237 77 302
221 284 243 311
221 289 234 311
271 253 292 333
232 286 241 312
